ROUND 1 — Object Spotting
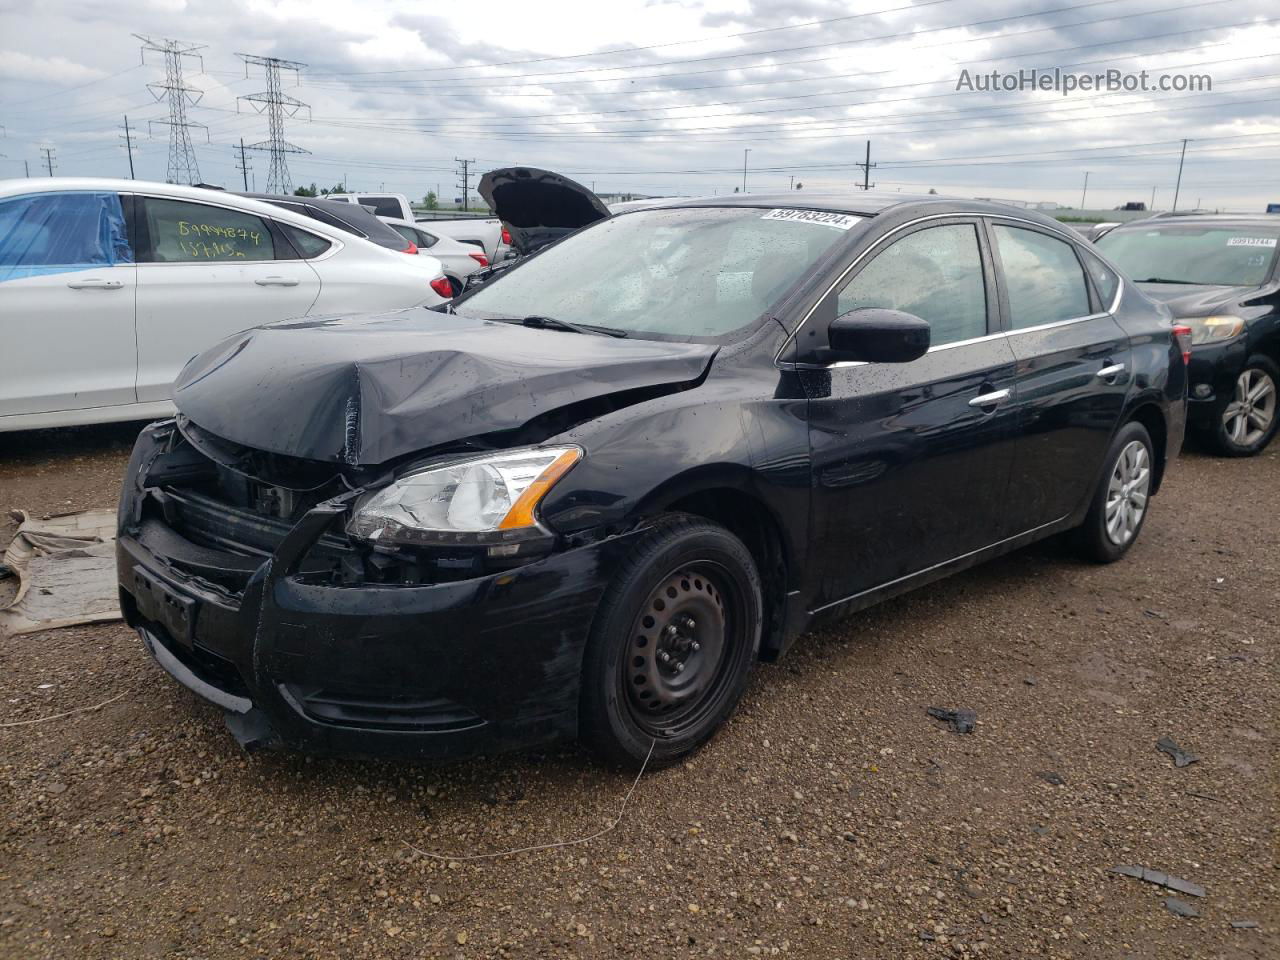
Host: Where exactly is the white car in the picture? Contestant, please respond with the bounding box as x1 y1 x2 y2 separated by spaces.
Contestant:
380 217 491 296
0 178 449 432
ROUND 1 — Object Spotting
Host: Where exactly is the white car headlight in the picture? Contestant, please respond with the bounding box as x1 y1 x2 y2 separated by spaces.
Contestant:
346 446 581 547
1184 315 1245 346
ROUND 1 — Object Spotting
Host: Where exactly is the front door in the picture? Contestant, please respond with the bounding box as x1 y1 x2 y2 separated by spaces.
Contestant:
133 194 320 403
0 190 137 418
804 219 1020 608
987 221 1132 533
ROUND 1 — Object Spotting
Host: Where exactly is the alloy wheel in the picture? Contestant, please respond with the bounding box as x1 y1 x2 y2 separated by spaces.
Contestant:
1221 367 1277 448
1104 439 1151 547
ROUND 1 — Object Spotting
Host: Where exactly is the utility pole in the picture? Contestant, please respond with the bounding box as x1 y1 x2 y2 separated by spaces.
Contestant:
120 115 136 179
235 137 252 191
455 158 475 210
789 175 795 190
24 159 30 178
1080 171 1090 209
1150 185 1156 210
742 148 751 193
237 54 309 195
856 140 876 190
136 34 207 185
1172 138 1189 213
40 146 56 176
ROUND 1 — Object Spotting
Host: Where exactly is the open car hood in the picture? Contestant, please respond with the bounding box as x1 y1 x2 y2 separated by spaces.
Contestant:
172 311 716 466
479 167 611 256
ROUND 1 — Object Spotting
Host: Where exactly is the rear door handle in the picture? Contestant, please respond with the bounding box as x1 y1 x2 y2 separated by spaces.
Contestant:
254 276 300 287
969 388 1011 408
66 278 123 289
1096 362 1126 381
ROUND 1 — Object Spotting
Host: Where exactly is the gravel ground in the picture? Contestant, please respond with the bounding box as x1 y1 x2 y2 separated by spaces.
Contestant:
0 422 1275 959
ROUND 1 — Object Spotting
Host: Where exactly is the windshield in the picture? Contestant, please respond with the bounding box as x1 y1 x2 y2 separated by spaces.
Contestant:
1096 223 1280 286
455 206 860 340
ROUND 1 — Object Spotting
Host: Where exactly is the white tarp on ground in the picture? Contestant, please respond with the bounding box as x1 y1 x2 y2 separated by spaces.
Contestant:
0 509 121 637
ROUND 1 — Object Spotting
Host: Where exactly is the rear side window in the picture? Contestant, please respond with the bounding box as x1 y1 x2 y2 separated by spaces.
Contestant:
838 223 988 347
993 225 1091 328
0 192 132 281
142 197 275 263
1081 250 1120 308
303 205 366 238
279 223 333 259
415 228 438 248
359 196 402 219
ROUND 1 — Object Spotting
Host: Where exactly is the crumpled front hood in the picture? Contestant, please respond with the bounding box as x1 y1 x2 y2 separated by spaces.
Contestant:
173 311 716 466
1135 282 1259 317
479 166 611 256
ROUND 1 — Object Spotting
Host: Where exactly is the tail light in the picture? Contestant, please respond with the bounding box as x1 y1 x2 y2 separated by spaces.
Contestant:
1172 324 1193 365
429 276 453 298
402 242 418 255
501 227 511 245
468 251 489 267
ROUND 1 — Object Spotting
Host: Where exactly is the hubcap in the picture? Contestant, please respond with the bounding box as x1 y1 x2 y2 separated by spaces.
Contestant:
1104 439 1151 547
625 568 728 728
1222 368 1276 448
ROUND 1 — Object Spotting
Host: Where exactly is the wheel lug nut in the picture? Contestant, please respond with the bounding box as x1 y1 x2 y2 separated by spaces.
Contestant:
675 662 685 673
658 651 671 663
690 640 700 652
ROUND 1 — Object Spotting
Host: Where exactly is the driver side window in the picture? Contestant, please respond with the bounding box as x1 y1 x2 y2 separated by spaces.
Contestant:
837 223 988 347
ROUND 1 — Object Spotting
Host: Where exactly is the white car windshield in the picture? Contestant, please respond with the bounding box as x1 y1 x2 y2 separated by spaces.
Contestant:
456 206 860 339
1096 223 1280 286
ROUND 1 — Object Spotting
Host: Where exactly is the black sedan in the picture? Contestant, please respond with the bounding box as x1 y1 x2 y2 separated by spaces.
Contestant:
116 194 1187 767
231 191 417 255
1095 214 1280 455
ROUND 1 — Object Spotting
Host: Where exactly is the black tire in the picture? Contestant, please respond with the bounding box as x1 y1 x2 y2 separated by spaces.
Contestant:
1207 354 1280 457
1073 421 1155 564
580 514 762 768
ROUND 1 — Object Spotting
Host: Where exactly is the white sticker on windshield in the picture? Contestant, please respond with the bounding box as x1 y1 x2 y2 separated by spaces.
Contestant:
761 208 861 230
1227 237 1277 247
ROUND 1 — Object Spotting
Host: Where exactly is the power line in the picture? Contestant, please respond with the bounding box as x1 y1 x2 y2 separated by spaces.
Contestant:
237 53 309 194
136 34 207 185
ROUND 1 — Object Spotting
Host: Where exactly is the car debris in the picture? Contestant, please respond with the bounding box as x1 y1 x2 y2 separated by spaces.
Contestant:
1163 898 1200 918
926 706 977 734
1035 771 1066 786
1156 736 1200 767
1230 920 1260 929
1109 865 1206 897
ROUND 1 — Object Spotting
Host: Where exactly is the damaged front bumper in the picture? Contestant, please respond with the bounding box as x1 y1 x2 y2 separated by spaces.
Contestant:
116 421 636 759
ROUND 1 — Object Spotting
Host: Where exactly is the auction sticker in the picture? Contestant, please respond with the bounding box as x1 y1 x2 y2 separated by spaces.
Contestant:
1226 237 1277 247
762 208 861 230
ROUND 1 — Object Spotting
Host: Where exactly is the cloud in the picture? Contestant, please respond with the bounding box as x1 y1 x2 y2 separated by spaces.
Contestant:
0 50 108 85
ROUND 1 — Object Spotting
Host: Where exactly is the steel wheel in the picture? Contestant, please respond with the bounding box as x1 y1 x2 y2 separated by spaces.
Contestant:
622 563 741 738
1104 439 1151 547
1221 367 1276 448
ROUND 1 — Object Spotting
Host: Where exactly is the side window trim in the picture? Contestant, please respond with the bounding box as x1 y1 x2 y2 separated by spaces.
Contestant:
984 217 1103 334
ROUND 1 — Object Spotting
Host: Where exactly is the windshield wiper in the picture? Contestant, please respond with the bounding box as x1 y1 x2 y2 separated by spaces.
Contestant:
1137 277 1198 284
502 315 629 338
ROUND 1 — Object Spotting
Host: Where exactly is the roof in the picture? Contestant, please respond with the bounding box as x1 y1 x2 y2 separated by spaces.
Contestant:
1109 212 1280 229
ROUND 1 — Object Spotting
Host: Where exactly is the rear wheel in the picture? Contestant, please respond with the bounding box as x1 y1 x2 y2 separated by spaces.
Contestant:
580 515 761 768
1209 355 1279 457
1074 421 1155 564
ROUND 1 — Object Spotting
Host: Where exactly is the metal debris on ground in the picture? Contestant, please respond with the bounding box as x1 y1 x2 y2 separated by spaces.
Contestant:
1230 920 1260 929
1156 736 1200 767
926 706 976 734
1164 898 1200 918
1109 865 1207 897
1036 771 1066 786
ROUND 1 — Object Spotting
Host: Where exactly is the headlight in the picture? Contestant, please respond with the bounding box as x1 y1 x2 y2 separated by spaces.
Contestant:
346 446 581 547
1184 315 1245 345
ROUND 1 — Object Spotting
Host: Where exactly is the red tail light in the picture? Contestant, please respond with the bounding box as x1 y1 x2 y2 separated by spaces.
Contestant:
1172 324 1193 365
468 251 489 267
501 227 511 245
402 242 418 255
430 276 453 298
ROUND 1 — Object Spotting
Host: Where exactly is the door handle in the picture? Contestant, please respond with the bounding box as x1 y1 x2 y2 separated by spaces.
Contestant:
1096 362 1127 381
254 276 300 287
969 388 1011 408
66 278 123 289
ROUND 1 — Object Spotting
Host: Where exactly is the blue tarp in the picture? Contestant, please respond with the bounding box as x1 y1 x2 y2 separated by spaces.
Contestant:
0 191 133 282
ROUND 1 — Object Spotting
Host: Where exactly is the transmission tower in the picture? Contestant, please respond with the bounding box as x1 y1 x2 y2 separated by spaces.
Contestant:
135 34 207 185
237 54 310 195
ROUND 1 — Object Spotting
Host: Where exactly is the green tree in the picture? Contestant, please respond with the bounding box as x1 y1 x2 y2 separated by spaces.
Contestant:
423 191 439 210
293 183 319 197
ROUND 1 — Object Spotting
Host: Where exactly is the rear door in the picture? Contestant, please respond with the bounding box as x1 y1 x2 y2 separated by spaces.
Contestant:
133 194 321 403
0 190 137 417
988 220 1132 533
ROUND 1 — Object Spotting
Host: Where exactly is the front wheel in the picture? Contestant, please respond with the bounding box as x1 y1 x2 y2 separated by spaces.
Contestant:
1209 355 1279 457
1073 421 1155 564
580 514 762 768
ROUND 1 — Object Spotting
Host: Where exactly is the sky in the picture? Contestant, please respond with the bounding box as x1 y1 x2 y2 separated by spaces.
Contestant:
1 0 1278 211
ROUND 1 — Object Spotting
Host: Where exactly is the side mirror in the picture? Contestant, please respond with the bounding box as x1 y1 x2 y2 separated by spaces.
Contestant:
827 308 930 364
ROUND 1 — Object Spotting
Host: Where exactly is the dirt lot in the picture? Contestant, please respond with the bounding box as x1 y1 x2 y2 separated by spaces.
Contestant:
0 422 1275 959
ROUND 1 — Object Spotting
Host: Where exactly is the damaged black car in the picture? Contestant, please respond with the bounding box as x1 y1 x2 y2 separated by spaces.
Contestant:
117 193 1187 767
